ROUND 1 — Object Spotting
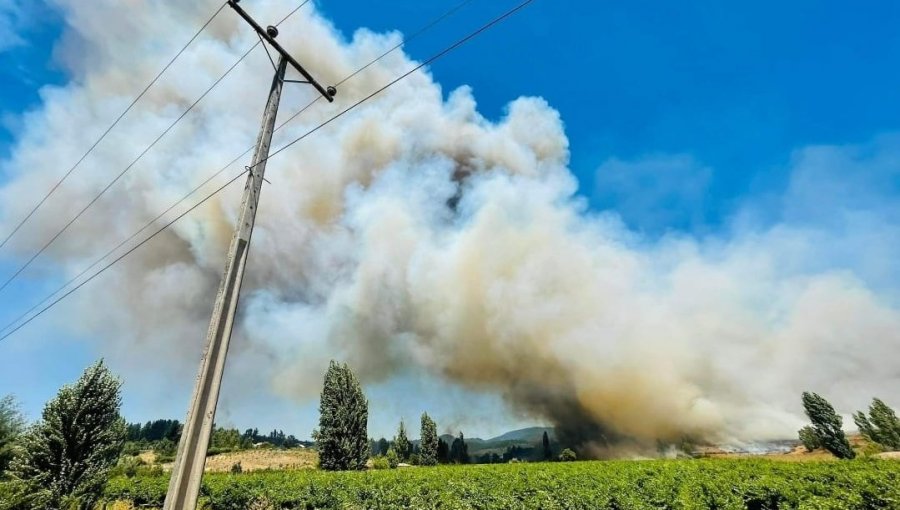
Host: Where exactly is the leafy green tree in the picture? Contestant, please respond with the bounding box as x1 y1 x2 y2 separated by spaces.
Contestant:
449 432 469 464
394 420 411 462
798 425 821 452
11 360 126 508
801 391 855 459
210 427 247 452
419 413 438 466
854 398 900 450
559 448 577 462
313 361 369 471
542 430 552 461
0 395 25 477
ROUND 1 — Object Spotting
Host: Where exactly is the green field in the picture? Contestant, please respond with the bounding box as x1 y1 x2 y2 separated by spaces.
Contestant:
103 458 900 510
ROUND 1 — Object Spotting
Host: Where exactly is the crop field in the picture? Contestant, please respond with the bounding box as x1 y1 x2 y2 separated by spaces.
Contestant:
102 458 900 510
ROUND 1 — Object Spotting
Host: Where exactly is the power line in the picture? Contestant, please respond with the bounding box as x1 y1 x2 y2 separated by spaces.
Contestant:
0 2 227 251
0 0 534 343
259 0 534 168
275 0 312 26
0 2 312 295
0 0 474 336
335 0 475 87
0 171 249 343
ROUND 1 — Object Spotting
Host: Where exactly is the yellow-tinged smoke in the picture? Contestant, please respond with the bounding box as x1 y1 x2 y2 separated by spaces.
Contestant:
2 0 899 455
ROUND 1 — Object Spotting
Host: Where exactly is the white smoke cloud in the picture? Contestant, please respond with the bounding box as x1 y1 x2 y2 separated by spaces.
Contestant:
1 0 899 451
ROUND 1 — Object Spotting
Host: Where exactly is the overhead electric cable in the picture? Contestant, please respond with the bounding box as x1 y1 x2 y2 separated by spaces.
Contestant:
0 0 475 332
0 1 312 295
0 2 227 251
0 0 479 331
0 0 534 343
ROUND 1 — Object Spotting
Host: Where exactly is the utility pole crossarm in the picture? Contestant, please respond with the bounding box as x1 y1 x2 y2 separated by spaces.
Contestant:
227 0 336 102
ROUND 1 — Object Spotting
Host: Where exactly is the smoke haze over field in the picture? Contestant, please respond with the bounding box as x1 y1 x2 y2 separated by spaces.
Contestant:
1 1 900 454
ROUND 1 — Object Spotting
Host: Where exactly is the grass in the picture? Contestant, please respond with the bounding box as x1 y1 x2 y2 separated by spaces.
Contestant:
102 457 900 509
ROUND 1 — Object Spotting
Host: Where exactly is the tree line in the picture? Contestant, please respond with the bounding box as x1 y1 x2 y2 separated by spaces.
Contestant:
798 391 900 459
314 361 577 471
4 357 897 508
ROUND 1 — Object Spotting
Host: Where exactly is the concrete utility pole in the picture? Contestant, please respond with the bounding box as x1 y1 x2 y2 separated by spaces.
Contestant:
163 2 334 509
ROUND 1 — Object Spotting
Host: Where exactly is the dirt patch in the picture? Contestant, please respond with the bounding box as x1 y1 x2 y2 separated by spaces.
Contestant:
159 448 318 472
874 451 900 460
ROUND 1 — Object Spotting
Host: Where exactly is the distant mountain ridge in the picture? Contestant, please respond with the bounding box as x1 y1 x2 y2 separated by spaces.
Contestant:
434 426 555 455
487 426 555 443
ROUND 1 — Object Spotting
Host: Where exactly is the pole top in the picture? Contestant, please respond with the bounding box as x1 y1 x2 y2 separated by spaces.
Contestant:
227 0 335 102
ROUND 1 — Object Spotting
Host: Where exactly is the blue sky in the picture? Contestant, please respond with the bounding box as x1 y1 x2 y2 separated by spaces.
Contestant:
2 0 900 439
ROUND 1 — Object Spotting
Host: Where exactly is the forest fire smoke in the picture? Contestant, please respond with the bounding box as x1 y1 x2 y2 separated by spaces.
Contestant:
2 0 899 456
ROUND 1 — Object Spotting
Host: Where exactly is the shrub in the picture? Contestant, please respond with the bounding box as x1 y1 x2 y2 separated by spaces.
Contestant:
230 462 243 474
371 456 390 470
386 448 400 469
798 426 821 452
559 448 577 462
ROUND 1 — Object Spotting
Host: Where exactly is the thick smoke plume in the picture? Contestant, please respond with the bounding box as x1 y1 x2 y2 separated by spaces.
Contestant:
2 1 899 455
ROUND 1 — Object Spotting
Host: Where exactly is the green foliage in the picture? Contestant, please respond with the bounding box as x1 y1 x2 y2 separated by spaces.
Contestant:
210 426 251 452
108 456 145 479
798 425 821 452
10 360 125 509
385 448 399 469
153 438 177 463
542 430 552 461
449 432 469 464
854 398 900 450
437 438 449 464
370 456 390 470
125 419 181 443
0 396 24 477
801 391 855 459
102 458 900 509
393 420 411 462
313 361 368 471
559 448 577 462
419 413 438 466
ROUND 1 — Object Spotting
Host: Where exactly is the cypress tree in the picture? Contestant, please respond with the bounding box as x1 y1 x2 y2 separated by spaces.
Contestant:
542 430 553 460
449 432 469 464
437 438 450 463
394 420 412 462
313 361 369 470
801 391 855 459
419 413 438 466
854 398 900 450
11 360 126 508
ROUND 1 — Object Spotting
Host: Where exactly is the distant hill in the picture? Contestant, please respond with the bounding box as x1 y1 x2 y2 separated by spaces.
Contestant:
487 427 554 443
435 427 554 456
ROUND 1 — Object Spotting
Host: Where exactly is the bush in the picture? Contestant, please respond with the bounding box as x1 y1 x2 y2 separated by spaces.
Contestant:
109 456 146 478
798 426 821 452
230 462 242 474
371 456 390 470
559 448 577 462
386 448 400 469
